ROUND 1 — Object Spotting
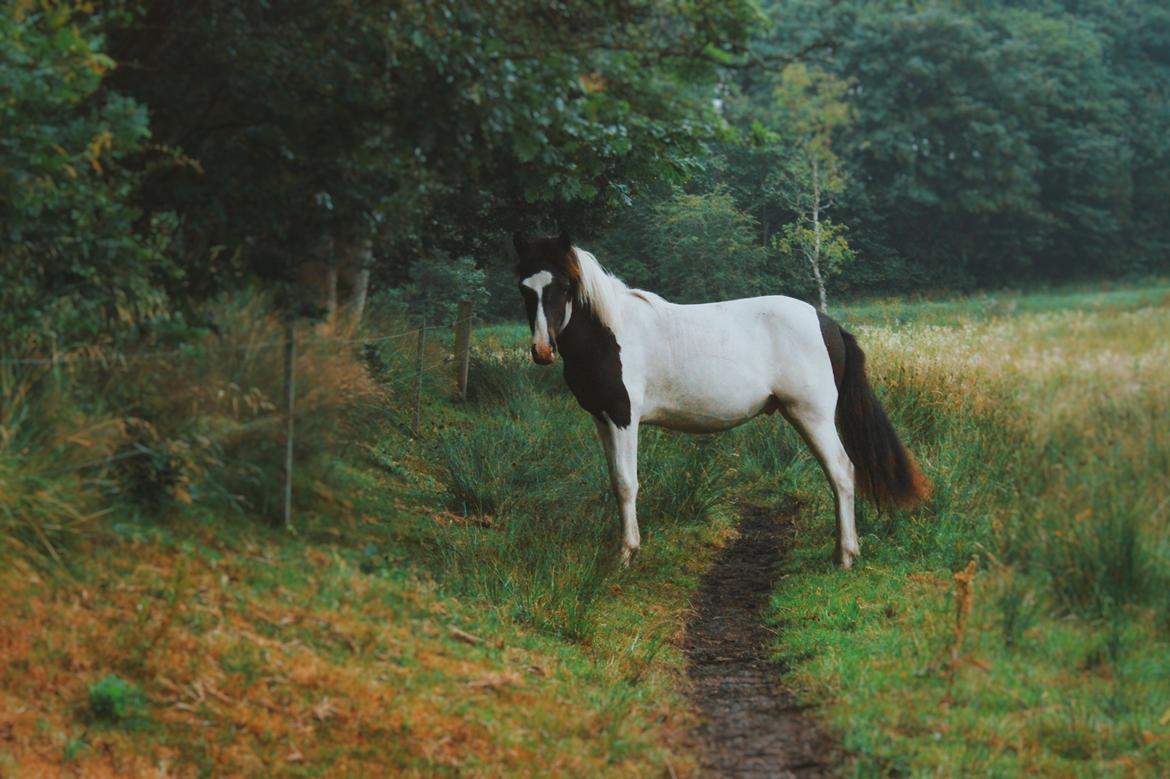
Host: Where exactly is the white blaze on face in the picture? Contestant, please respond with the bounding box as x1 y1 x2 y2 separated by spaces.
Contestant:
521 271 555 360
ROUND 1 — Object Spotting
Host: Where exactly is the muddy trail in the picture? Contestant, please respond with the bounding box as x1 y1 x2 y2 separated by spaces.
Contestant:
684 508 841 778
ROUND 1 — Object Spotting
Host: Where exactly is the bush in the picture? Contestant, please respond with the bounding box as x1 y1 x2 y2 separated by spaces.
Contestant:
87 675 145 724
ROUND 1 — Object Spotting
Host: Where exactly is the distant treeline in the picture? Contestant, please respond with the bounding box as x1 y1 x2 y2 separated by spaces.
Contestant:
589 0 1170 308
3 0 1168 344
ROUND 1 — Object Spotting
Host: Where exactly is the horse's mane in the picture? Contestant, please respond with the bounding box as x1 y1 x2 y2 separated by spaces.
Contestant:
572 247 628 329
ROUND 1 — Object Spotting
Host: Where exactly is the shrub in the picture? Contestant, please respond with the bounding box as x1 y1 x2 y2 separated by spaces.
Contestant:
87 675 146 724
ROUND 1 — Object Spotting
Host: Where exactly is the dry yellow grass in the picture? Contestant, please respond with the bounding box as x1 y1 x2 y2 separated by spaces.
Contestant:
859 305 1170 429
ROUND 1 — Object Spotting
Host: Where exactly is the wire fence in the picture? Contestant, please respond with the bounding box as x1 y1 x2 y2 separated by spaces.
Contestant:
2 302 480 529
0 324 436 367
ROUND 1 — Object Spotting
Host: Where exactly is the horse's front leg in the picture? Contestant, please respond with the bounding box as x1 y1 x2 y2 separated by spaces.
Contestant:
593 414 641 566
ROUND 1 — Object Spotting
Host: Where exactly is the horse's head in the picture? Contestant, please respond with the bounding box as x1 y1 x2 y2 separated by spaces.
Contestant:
513 230 579 365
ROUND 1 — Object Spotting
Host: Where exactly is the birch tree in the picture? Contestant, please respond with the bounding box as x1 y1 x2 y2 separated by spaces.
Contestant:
771 64 854 313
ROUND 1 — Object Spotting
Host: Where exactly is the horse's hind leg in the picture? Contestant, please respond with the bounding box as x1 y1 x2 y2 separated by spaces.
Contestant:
781 399 860 569
593 415 641 566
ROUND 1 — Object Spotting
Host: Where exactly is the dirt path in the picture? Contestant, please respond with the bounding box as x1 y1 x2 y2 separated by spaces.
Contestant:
684 507 841 778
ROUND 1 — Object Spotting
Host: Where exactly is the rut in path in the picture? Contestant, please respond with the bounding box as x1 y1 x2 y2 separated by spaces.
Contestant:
684 507 840 779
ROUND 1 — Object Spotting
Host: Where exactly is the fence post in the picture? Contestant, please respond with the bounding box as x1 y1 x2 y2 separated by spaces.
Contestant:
282 319 296 530
413 325 426 436
453 301 473 400
50 332 62 389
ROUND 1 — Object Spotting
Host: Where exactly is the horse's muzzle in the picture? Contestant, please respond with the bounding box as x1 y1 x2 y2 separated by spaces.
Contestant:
531 344 556 365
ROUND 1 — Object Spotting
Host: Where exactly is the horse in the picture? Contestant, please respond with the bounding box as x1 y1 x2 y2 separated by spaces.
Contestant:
513 230 931 568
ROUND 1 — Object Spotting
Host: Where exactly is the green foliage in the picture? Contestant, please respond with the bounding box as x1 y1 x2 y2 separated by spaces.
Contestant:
776 0 1152 286
771 63 852 162
87 674 145 724
775 219 856 306
0 2 172 347
586 0 1170 301
104 0 764 294
647 188 771 303
385 253 489 327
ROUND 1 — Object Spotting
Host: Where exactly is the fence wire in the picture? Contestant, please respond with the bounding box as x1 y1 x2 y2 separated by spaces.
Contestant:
4 314 478 493
0 324 440 367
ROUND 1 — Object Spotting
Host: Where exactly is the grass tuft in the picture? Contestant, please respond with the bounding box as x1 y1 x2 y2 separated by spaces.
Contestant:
87 675 146 725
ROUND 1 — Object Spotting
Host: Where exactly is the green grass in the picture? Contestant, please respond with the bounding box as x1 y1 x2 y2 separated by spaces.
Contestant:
87 675 147 725
763 284 1170 776
840 278 1170 327
412 345 734 644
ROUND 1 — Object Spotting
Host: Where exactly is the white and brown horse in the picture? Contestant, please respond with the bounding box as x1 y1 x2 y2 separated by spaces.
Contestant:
514 231 930 568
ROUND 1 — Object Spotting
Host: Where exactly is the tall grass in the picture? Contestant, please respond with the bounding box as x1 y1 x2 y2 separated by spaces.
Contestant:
417 346 732 640
0 292 385 556
849 300 1170 618
770 288 1170 775
0 363 125 561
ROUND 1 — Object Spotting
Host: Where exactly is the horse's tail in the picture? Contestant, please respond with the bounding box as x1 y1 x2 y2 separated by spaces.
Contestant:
836 327 932 511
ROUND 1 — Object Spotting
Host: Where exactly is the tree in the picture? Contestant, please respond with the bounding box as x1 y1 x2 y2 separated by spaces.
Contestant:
648 187 770 304
749 0 1165 289
105 0 767 313
0 2 171 348
769 64 854 312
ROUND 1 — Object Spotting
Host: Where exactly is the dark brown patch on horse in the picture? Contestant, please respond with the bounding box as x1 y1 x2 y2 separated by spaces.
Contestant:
817 310 846 387
760 394 783 416
557 301 632 428
515 231 580 361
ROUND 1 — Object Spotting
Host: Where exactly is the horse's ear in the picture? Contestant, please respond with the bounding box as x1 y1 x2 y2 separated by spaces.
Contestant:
557 230 572 252
512 231 528 257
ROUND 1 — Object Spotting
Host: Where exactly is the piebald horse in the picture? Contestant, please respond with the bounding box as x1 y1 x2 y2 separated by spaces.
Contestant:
514 231 930 568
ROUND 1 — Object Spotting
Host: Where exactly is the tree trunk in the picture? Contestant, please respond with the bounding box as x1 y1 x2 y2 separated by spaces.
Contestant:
325 264 338 319
348 240 372 326
810 157 828 314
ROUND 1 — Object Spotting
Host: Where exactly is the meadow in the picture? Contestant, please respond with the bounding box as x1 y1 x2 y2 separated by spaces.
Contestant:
1 282 1168 776
769 284 1170 776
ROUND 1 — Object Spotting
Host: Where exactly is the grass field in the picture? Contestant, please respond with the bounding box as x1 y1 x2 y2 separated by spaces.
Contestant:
768 284 1170 775
2 282 1169 776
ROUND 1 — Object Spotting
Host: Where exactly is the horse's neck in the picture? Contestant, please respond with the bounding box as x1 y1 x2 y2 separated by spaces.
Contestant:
558 298 622 364
557 295 632 427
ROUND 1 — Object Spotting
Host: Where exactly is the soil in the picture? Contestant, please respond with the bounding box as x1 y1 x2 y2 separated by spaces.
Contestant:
684 507 842 778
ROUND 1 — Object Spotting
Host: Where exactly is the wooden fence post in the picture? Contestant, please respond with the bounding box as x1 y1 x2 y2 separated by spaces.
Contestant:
413 325 426 436
282 320 296 530
453 301 473 400
50 332 62 389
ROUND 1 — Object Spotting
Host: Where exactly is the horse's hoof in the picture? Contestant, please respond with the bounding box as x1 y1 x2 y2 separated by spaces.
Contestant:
620 545 639 567
836 546 860 570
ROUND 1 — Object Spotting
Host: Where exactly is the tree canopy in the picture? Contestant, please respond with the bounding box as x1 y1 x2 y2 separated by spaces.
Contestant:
3 0 1168 342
